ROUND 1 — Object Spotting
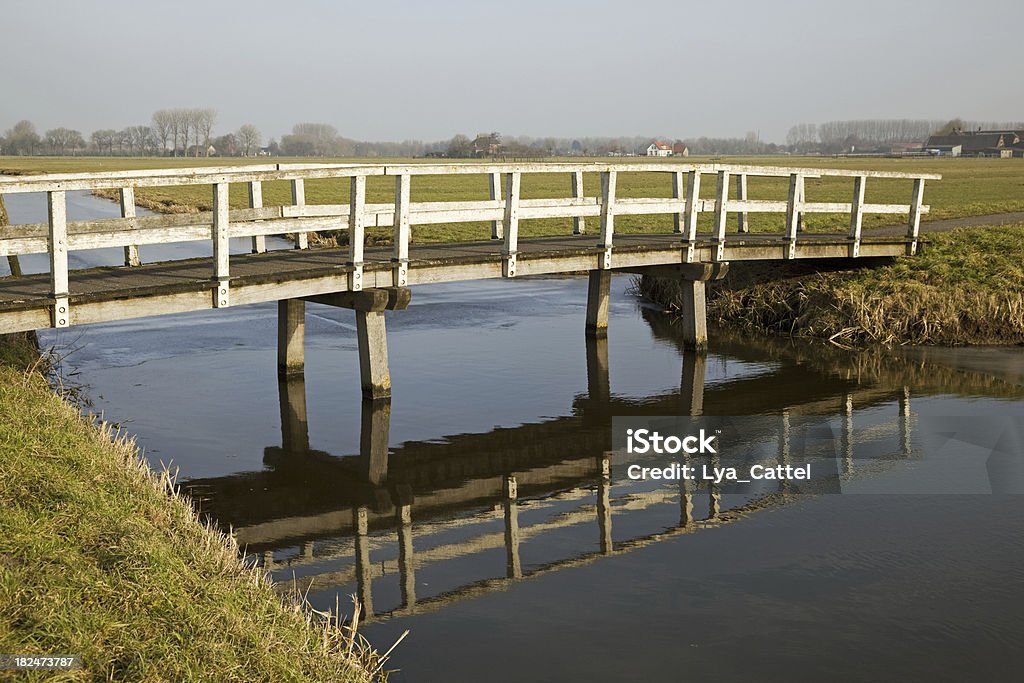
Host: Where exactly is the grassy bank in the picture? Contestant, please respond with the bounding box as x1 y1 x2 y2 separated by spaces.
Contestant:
640 224 1024 346
0 338 390 681
3 155 1024 245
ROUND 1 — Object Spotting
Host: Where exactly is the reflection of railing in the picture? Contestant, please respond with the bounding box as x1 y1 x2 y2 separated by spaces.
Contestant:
0 162 937 330
236 341 918 623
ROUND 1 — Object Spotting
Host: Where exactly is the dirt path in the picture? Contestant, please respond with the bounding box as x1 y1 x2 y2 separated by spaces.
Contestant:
868 211 1024 237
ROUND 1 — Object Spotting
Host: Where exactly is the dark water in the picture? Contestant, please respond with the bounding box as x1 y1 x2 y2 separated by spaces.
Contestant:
7 192 1024 681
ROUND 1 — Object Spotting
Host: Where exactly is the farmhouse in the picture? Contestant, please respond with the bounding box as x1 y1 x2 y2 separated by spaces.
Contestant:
925 130 1024 158
646 141 673 157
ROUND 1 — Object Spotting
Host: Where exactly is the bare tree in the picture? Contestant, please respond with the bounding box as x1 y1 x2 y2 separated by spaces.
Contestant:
3 120 40 156
196 108 217 156
44 127 81 155
90 129 116 155
152 110 173 155
237 123 261 156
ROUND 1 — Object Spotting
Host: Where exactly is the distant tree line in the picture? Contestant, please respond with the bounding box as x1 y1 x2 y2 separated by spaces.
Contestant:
0 109 265 158
786 118 1024 154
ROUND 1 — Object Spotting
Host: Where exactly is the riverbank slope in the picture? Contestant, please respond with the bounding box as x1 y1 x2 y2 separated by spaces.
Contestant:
0 333 386 681
640 224 1024 346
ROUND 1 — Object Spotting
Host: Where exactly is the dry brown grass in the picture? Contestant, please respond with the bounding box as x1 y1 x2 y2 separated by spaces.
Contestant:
639 225 1024 346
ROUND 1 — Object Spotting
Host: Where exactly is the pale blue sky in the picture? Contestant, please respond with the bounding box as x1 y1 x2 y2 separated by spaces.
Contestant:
3 0 1021 142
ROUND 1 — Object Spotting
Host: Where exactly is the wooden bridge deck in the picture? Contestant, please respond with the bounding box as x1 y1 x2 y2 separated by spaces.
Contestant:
0 230 912 332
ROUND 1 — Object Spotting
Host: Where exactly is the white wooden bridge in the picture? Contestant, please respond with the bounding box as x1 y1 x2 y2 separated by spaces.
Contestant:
0 161 938 399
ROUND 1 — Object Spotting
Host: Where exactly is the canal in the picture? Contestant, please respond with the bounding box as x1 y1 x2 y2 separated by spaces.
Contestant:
5 191 1023 681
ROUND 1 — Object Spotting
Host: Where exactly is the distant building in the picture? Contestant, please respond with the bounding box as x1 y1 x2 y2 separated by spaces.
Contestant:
925 130 1024 157
646 141 673 157
672 142 689 156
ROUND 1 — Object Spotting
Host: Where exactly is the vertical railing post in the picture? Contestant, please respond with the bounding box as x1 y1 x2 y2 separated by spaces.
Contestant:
249 180 266 254
212 182 230 308
349 175 366 291
290 178 308 250
393 173 411 287
597 453 612 554
683 170 701 262
489 172 503 239
119 186 140 266
848 175 866 258
907 178 925 256
571 170 586 235
397 502 415 608
47 190 69 328
671 171 685 234
736 173 749 233
784 173 803 259
598 170 616 269
712 170 729 261
502 171 521 277
841 393 854 476
899 386 912 457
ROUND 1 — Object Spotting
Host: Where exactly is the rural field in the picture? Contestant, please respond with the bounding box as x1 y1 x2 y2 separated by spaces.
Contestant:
2 155 1022 243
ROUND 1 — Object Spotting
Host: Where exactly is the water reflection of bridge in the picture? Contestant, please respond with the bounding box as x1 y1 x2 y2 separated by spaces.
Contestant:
186 318 939 623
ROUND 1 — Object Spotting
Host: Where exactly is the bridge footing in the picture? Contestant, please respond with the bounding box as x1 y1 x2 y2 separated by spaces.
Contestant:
679 280 708 352
277 299 305 376
585 270 611 338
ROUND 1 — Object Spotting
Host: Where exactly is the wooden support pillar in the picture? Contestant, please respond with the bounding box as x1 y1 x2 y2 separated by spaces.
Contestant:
119 186 141 266
597 454 612 555
277 299 305 377
277 373 309 454
359 398 391 486
397 501 415 608
680 352 706 416
585 334 610 404
354 505 373 617
679 279 707 352
356 310 391 401
503 476 521 579
585 269 611 338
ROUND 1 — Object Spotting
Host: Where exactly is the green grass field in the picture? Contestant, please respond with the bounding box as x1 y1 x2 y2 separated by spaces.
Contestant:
3 155 1023 243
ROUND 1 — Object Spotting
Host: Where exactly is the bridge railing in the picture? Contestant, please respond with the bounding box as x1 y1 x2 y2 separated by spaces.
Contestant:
0 162 938 327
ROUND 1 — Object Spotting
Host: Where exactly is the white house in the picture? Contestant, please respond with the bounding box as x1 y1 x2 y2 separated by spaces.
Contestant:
646 141 673 157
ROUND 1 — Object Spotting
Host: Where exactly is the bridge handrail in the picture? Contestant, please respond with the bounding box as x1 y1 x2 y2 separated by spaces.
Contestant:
0 161 937 329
